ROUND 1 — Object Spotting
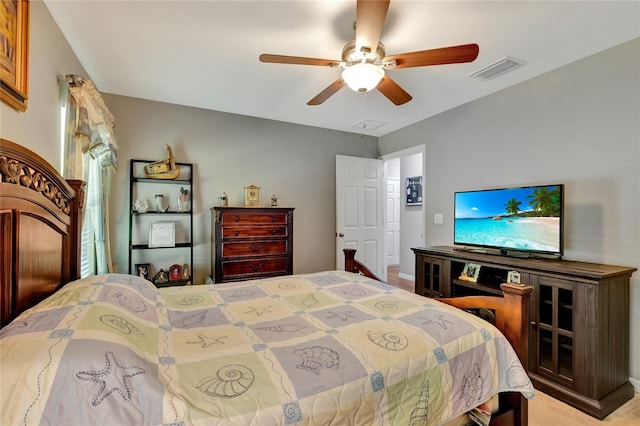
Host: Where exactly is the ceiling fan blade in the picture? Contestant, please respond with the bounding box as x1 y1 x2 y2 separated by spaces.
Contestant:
385 44 479 69
307 78 346 105
376 76 412 105
259 54 340 67
355 0 390 53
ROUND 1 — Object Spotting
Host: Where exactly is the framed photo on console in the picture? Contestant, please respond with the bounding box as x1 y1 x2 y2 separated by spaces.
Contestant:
460 263 481 283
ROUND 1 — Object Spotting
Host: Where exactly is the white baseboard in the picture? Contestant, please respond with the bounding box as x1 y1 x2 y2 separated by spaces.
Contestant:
398 272 415 281
630 377 640 393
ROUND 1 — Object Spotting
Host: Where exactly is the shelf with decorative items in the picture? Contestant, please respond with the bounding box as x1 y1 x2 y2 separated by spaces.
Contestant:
128 156 193 287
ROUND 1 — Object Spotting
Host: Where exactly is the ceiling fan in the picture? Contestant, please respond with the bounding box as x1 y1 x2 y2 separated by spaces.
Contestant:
259 0 479 106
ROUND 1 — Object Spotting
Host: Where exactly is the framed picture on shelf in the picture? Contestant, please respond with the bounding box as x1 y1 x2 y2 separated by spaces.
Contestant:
507 270 521 284
135 263 151 280
149 222 175 247
182 264 190 280
0 0 30 112
169 264 183 281
406 176 423 205
459 263 481 283
153 269 169 285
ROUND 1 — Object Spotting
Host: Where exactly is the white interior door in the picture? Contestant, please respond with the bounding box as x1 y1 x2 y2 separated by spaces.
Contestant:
385 176 400 266
336 155 384 277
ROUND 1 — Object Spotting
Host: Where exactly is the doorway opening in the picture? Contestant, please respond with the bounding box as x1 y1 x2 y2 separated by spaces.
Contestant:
381 145 425 288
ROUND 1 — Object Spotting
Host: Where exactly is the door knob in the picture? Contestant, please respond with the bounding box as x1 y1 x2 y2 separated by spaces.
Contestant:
338 232 344 237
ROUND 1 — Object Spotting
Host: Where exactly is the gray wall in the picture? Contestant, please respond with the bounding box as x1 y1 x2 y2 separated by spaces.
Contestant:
379 38 640 388
0 1 86 159
103 94 378 283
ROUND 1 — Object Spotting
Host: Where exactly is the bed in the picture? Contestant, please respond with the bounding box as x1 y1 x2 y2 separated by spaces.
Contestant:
0 139 534 425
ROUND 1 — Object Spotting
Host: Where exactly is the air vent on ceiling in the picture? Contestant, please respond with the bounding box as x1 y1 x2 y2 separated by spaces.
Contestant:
468 56 526 80
351 119 386 131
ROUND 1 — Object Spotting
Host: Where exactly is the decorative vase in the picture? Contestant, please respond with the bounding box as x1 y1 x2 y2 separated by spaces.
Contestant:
155 194 169 213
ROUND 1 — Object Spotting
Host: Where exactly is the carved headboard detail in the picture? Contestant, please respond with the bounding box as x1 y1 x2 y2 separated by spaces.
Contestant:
0 139 85 326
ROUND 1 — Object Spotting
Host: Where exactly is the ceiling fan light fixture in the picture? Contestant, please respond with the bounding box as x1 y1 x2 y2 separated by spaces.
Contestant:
342 63 385 93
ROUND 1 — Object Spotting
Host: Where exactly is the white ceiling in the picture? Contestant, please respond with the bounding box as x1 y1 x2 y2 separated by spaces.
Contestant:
44 1 640 137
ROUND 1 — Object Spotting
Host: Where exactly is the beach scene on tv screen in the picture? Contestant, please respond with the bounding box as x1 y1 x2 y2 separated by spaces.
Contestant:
455 185 562 253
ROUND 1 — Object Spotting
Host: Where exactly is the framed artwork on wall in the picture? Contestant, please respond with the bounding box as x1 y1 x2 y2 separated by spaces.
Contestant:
406 176 423 205
0 0 30 112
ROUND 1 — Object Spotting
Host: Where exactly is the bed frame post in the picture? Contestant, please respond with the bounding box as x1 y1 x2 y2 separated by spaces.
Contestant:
343 248 385 282
65 179 85 282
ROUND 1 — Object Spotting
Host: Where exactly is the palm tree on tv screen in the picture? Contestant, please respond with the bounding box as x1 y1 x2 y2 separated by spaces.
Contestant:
527 187 561 216
504 198 522 216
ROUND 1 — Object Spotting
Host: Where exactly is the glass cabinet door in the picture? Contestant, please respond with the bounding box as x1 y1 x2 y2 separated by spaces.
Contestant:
532 276 575 386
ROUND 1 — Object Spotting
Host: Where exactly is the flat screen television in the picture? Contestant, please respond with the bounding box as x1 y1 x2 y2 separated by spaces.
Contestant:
454 184 564 257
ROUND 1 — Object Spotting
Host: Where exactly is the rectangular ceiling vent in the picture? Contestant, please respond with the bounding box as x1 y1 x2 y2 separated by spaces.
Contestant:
468 56 526 80
351 119 386 131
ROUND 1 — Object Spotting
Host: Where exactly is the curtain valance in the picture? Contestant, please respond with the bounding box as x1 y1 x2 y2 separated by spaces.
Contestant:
67 75 119 170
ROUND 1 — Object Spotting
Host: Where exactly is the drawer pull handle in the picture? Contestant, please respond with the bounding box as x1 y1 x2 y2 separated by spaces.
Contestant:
249 244 264 252
249 263 263 271
272 230 277 235
272 217 276 222
235 231 240 236
235 216 240 222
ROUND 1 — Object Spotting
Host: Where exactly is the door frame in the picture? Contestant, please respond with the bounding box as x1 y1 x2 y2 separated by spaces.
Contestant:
380 145 426 281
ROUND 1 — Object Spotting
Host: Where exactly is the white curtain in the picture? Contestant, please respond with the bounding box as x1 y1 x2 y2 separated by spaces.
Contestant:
59 75 118 277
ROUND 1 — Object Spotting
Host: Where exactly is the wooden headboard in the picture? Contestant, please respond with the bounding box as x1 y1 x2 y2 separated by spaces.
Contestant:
0 139 85 326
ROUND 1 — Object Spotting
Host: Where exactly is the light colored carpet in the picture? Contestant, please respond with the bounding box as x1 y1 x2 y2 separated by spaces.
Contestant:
529 391 640 425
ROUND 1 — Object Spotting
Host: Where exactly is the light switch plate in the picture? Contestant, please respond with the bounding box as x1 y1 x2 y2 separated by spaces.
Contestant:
434 213 444 224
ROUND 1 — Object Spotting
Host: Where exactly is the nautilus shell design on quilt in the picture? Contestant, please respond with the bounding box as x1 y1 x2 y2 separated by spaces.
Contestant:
196 364 255 398
374 300 400 312
367 331 409 351
294 346 340 375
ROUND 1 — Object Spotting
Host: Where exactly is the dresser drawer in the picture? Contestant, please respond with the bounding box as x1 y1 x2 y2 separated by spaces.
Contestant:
222 258 289 277
222 226 288 239
221 240 288 257
220 212 288 225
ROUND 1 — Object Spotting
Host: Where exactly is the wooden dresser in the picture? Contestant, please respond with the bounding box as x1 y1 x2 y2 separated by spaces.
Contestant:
211 207 294 283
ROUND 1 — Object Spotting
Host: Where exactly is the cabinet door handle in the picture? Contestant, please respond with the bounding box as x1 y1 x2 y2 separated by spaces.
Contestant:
249 244 264 252
249 263 263 271
530 321 537 328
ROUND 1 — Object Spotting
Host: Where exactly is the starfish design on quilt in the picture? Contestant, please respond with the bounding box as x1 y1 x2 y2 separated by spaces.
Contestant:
187 334 228 348
326 310 356 322
420 313 453 330
76 351 146 407
244 305 273 316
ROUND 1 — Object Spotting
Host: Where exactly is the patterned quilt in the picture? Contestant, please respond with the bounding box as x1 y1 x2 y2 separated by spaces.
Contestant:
0 272 533 425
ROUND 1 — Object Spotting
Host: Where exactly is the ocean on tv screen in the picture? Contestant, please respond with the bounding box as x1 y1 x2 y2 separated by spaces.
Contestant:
454 217 560 252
